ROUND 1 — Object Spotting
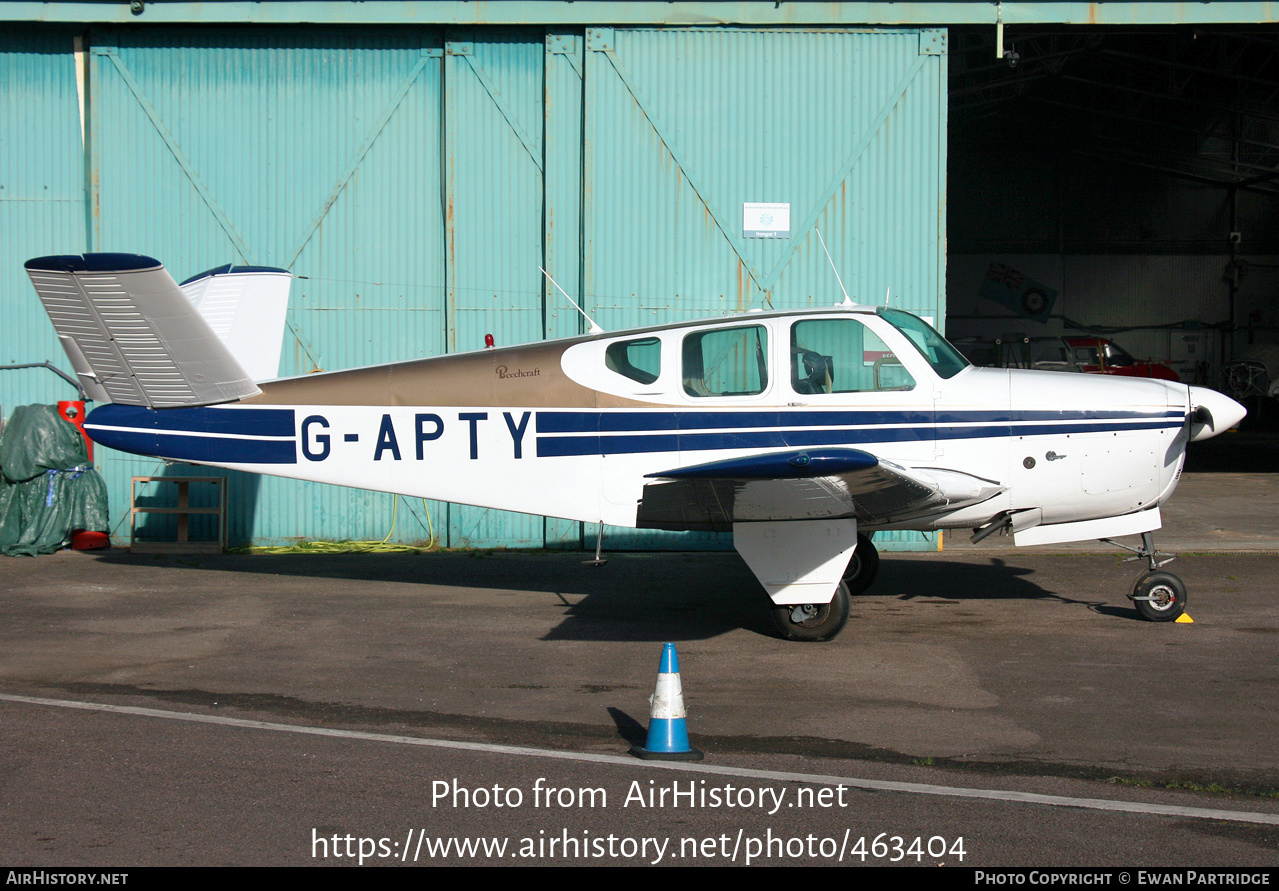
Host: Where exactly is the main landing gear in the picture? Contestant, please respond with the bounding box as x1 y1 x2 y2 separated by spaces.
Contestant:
1106 531 1187 623
768 534 879 642
769 581 852 642
843 533 880 595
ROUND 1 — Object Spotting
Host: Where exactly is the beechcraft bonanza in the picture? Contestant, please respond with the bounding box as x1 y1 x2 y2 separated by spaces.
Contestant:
26 252 1247 641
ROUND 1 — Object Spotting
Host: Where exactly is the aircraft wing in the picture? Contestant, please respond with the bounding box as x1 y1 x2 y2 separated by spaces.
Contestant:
636 448 1003 531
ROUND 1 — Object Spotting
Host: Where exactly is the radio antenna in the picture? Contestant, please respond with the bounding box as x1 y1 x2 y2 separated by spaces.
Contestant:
539 266 604 335
815 228 854 306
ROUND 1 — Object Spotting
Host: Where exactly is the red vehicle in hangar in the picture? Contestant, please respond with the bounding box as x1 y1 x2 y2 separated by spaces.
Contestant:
1060 336 1180 381
974 335 1182 381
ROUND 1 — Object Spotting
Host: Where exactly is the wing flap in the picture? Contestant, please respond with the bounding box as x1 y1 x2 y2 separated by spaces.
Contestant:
637 448 1003 530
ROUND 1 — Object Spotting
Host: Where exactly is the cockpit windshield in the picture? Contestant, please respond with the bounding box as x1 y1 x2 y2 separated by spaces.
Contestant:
876 308 969 379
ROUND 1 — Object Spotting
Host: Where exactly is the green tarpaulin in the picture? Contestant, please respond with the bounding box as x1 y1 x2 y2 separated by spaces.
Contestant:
0 404 109 556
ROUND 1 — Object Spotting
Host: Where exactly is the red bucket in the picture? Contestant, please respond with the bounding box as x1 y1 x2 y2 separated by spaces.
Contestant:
71 530 110 550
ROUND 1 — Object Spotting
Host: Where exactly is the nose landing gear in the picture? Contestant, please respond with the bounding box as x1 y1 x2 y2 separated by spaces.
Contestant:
1104 531 1188 623
1131 571 1187 622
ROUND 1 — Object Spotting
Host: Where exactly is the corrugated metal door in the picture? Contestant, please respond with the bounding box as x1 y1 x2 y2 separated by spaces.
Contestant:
584 26 947 321
443 29 547 547
582 26 947 550
542 31 589 549
17 24 945 551
0 29 87 410
87 27 451 546
85 26 581 548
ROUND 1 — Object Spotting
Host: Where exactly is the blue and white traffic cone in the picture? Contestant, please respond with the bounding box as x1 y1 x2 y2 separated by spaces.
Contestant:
630 643 704 761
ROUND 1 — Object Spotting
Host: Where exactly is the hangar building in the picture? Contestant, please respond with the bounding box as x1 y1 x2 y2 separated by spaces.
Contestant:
2 1 1274 550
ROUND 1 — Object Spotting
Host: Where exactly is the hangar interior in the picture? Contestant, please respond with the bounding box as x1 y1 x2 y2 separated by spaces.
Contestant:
946 24 1279 395
1 3 1274 550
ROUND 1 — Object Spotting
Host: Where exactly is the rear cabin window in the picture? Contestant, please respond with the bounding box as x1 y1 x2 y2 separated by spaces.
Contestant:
605 337 661 385
790 318 915 393
682 325 769 397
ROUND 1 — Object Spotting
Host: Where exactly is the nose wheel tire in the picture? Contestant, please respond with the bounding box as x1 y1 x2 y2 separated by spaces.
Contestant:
769 581 851 642
1131 571 1187 622
843 533 880 595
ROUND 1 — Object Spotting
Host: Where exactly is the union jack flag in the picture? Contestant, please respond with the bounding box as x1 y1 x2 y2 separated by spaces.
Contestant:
986 263 1024 289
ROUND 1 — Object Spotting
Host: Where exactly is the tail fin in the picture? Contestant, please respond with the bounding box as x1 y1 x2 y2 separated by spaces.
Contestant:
179 264 292 383
25 253 261 408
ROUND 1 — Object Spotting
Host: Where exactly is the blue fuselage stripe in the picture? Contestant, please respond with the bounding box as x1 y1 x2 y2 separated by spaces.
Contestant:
85 404 298 464
535 409 1181 434
80 404 1182 465
533 418 1181 458
87 428 298 464
88 404 296 436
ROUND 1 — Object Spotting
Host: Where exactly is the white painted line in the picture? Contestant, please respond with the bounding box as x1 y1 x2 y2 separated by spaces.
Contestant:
4 692 1276 826
84 424 293 442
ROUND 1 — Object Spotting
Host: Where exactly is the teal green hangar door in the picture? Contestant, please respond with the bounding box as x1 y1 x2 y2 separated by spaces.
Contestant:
582 28 947 325
86 27 453 547
86 26 583 549
582 27 948 550
442 31 578 548
79 25 945 551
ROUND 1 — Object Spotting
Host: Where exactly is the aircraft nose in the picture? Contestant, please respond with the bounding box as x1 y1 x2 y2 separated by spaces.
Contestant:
1187 386 1247 442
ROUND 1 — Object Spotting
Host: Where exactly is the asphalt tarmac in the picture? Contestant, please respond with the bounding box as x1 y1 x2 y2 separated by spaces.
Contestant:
1 472 1277 867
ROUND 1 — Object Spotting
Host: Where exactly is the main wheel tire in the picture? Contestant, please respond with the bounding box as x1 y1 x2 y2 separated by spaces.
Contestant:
1132 572 1187 622
843 533 881 595
769 581 851 642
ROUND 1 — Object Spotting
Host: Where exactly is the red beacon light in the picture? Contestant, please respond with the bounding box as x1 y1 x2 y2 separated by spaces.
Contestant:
484 333 495 349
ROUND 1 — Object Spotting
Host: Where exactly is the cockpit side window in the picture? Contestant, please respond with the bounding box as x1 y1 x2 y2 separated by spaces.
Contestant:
682 325 768 397
876 308 969 380
605 337 661 385
790 318 915 393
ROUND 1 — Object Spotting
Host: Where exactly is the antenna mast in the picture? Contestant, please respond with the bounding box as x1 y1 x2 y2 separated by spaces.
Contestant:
539 266 604 335
815 229 854 306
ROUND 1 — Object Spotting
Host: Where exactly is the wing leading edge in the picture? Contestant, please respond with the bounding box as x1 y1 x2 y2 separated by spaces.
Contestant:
637 447 1004 531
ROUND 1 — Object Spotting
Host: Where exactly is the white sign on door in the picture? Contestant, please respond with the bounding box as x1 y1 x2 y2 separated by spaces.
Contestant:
743 203 790 239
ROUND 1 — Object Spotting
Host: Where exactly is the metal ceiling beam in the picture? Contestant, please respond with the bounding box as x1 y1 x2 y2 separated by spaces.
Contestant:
1071 147 1279 194
1098 46 1279 92
1011 95 1279 155
3 1 1278 26
1059 74 1279 125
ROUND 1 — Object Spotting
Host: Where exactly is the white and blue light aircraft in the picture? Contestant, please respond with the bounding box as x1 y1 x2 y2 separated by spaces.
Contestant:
26 253 1246 641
